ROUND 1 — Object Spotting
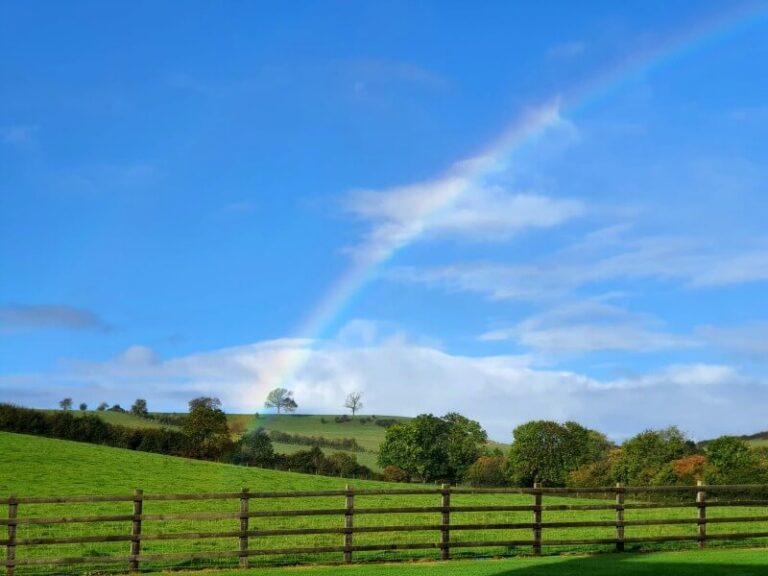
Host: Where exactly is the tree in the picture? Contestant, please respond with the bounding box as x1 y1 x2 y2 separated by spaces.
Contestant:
79 402 88 412
231 428 275 468
611 426 696 485
59 398 73 411
378 413 488 483
466 456 508 487
264 388 297 414
96 402 109 411
344 392 363 415
182 396 232 460
704 436 767 484
131 398 149 418
506 420 612 487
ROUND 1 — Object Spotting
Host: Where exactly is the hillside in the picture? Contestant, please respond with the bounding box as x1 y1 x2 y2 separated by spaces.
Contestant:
0 431 381 496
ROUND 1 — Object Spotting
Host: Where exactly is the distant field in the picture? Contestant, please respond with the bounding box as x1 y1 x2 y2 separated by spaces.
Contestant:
3 431 768 574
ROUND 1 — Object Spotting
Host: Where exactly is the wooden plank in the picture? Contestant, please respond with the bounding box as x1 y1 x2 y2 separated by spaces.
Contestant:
5 495 16 576
130 488 143 573
0 514 134 526
440 484 450 560
616 483 624 552
532 482 542 556
697 480 706 549
343 484 354 564
239 487 249 568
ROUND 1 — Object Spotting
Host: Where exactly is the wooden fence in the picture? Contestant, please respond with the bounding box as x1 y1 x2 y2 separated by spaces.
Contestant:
4 483 768 574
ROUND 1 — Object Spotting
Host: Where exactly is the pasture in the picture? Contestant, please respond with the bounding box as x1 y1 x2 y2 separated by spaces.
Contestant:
4 431 768 575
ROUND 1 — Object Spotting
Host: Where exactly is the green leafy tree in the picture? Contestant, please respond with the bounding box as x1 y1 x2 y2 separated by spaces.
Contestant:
181 396 232 460
130 398 149 418
705 436 767 484
611 426 696 485
59 398 73 411
231 428 275 468
79 402 88 412
96 402 109 411
264 388 297 414
378 413 487 483
507 420 612 487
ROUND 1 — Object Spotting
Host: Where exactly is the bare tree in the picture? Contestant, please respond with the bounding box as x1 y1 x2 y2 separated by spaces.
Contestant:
344 392 363 416
59 398 73 411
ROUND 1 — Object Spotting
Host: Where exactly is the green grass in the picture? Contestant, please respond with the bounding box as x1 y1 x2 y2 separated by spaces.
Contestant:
147 549 768 576
3 431 768 574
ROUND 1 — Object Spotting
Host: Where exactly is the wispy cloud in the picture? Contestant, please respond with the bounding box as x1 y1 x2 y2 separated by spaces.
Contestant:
546 41 586 60
481 299 698 355
0 305 108 332
390 229 768 301
1 125 38 147
345 102 584 260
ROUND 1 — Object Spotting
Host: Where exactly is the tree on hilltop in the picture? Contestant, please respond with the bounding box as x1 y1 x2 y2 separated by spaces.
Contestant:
344 392 363 415
59 398 73 411
264 388 297 414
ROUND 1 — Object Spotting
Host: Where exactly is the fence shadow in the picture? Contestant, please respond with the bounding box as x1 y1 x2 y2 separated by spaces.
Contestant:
485 551 765 576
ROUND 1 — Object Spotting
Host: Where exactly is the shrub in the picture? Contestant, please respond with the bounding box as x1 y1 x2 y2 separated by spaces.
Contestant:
382 465 411 482
465 456 508 487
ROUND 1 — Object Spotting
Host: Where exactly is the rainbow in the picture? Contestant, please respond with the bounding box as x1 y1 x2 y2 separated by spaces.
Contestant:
263 2 768 393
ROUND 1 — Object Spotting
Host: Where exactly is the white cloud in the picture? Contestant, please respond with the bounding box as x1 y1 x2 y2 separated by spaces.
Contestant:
481 300 698 355
3 328 763 441
390 229 768 301
344 102 584 260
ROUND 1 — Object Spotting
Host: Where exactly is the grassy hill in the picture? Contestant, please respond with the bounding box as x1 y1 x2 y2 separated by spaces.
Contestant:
3 432 768 572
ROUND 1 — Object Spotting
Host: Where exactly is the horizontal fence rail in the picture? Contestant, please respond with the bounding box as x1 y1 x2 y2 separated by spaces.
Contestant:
5 483 768 574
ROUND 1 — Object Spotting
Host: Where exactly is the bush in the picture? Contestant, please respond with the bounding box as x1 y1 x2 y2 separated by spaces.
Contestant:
382 465 410 482
268 430 364 452
334 415 351 424
465 456 508 487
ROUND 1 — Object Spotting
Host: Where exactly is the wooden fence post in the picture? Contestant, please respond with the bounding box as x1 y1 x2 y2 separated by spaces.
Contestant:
6 495 17 576
344 484 354 564
696 480 706 548
532 482 542 556
615 483 625 552
239 488 250 568
129 489 143 573
440 484 451 561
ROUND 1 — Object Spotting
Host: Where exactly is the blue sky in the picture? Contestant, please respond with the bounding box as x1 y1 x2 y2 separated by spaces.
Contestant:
2 1 768 440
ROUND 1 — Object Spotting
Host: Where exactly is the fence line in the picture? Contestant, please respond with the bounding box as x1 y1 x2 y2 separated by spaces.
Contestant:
4 483 768 574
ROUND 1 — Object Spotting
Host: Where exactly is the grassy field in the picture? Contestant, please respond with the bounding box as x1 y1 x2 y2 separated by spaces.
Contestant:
144 549 768 576
3 431 768 574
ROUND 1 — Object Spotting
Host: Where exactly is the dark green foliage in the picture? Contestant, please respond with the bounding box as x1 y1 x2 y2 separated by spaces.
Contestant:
705 436 768 484
374 418 398 428
0 403 187 456
59 397 73 411
182 397 233 461
232 428 275 467
611 426 696 485
96 402 109 411
268 430 364 452
108 404 126 413
131 398 149 418
275 446 377 479
507 420 611 487
378 413 487 483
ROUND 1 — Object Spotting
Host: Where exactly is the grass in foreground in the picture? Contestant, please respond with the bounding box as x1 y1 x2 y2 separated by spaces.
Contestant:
147 549 768 576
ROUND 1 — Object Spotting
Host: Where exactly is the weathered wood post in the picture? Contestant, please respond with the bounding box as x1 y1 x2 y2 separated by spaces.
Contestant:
130 489 143 573
615 483 625 552
440 484 451 560
239 487 250 568
696 480 706 548
532 482 542 556
6 495 17 576
344 484 354 564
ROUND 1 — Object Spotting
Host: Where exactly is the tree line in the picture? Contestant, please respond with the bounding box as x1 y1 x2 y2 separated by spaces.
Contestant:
378 416 768 487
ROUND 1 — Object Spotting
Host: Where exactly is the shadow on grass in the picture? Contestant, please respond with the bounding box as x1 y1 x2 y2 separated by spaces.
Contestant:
485 551 766 576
